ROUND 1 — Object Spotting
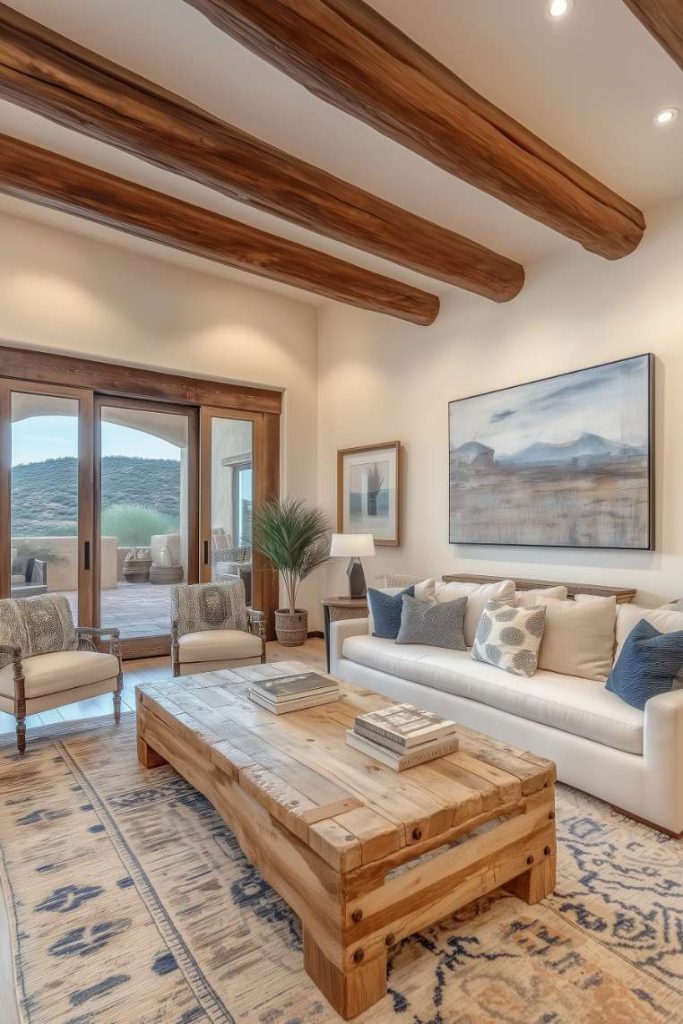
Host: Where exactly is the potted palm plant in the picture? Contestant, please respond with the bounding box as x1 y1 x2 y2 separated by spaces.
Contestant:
253 497 330 646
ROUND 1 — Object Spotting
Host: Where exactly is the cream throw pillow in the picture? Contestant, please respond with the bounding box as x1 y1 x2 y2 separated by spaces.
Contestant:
435 579 516 647
537 596 617 681
516 586 568 606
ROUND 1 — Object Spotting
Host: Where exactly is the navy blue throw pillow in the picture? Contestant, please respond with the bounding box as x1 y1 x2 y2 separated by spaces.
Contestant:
368 586 415 640
606 619 683 710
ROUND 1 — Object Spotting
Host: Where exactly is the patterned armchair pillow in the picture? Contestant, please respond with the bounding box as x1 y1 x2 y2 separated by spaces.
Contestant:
471 600 547 678
172 580 248 637
0 595 76 666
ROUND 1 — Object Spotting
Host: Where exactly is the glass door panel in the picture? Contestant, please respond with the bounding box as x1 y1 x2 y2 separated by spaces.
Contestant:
3 385 93 625
97 400 197 653
202 413 254 603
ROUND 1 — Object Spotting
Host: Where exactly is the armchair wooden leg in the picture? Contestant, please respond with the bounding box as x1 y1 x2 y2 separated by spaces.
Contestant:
16 715 26 755
113 691 122 723
261 640 267 664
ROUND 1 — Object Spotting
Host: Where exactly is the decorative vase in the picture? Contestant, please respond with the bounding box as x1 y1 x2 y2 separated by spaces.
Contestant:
274 609 308 647
123 557 152 583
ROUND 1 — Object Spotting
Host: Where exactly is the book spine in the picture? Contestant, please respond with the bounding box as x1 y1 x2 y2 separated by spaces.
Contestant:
354 721 413 753
355 718 452 748
395 739 459 769
355 719 411 747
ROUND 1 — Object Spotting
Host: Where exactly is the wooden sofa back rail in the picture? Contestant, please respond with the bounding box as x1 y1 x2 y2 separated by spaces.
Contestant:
440 574 635 604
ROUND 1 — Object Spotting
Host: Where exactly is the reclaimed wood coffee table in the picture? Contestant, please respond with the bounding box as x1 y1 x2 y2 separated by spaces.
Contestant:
136 663 556 1019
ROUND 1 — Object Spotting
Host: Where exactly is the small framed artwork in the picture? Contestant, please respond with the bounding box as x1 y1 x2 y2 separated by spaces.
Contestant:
337 441 401 546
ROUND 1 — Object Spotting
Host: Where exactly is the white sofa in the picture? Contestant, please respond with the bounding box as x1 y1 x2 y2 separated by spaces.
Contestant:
331 615 683 836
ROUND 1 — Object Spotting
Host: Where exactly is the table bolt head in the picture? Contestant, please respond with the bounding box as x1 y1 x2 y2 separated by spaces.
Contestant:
544 845 552 856
351 909 363 923
549 811 555 820
412 828 423 841
353 948 365 963
526 854 534 865
385 933 395 947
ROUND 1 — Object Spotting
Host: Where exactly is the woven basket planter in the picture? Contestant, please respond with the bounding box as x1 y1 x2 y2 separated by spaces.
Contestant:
274 609 308 647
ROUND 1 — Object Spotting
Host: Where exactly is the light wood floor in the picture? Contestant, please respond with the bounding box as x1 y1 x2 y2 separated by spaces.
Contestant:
0 639 325 1024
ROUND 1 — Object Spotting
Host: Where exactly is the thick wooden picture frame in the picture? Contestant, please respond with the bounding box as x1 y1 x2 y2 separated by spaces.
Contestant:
337 441 401 547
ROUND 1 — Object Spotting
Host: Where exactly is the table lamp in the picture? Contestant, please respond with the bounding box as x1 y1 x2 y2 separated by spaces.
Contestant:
330 533 375 599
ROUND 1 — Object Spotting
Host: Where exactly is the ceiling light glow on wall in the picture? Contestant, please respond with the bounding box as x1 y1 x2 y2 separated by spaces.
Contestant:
547 0 572 18
654 107 679 127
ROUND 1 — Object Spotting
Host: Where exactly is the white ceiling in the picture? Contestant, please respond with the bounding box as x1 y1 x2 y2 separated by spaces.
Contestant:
1 0 682 307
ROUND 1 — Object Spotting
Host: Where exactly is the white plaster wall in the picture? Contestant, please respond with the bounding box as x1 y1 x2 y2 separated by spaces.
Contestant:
318 197 683 607
0 209 322 626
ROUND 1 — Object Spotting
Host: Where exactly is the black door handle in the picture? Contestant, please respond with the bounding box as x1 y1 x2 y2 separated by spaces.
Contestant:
84 540 91 571
203 540 209 565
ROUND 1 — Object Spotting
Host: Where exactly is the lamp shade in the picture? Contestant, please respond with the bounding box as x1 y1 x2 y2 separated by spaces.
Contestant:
330 533 375 558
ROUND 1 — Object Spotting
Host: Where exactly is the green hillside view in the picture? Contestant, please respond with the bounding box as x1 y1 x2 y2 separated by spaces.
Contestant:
11 456 180 535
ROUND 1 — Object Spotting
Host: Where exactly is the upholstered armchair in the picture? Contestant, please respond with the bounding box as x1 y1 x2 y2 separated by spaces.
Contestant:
0 594 123 754
171 579 266 677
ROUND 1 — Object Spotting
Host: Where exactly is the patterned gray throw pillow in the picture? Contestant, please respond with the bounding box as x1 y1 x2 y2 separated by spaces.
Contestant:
396 594 467 650
172 580 248 636
471 600 547 678
18 595 77 657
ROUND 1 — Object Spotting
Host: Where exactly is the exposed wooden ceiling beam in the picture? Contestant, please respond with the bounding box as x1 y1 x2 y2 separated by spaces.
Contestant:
0 133 440 324
622 0 683 71
185 0 646 260
0 3 523 303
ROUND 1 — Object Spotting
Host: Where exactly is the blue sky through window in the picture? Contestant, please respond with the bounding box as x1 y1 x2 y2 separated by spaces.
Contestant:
12 417 181 466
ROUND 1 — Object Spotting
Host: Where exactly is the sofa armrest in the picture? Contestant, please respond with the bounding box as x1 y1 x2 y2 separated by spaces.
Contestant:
643 687 683 831
330 617 369 675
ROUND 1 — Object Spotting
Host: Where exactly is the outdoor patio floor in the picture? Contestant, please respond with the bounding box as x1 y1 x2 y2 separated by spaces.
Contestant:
58 581 176 639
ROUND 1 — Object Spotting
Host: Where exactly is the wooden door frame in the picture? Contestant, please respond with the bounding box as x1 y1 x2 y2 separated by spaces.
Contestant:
199 407 279 639
94 394 200 659
0 378 94 625
0 345 281 648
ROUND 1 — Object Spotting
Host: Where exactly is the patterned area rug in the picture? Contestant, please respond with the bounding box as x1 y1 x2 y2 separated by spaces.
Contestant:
0 715 681 1024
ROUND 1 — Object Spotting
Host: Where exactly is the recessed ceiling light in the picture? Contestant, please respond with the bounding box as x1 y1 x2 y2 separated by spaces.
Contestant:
654 107 679 127
546 0 572 19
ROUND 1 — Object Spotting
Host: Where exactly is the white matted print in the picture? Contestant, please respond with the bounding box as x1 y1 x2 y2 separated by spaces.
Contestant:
337 442 400 546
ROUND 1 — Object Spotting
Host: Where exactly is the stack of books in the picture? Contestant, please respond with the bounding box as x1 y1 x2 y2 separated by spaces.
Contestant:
248 672 340 714
347 703 458 770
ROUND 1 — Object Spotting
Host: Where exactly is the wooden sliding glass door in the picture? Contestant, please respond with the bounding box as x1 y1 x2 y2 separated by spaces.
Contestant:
200 408 274 621
95 396 199 658
0 380 94 626
0 345 281 657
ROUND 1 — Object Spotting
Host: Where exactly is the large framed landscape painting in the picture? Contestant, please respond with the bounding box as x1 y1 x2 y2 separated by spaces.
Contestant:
337 441 400 546
449 354 654 549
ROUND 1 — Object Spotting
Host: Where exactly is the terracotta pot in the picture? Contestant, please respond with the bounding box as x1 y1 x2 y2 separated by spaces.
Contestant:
274 609 308 647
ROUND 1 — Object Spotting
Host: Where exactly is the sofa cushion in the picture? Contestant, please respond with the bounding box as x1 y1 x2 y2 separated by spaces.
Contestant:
538 596 617 681
341 635 643 754
607 619 683 710
368 586 414 639
516 586 568 606
434 579 516 646
472 600 546 677
178 629 263 663
616 605 683 684
397 594 466 650
0 650 119 701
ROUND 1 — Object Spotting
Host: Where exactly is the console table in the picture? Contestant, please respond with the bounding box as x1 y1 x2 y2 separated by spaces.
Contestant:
322 596 368 671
